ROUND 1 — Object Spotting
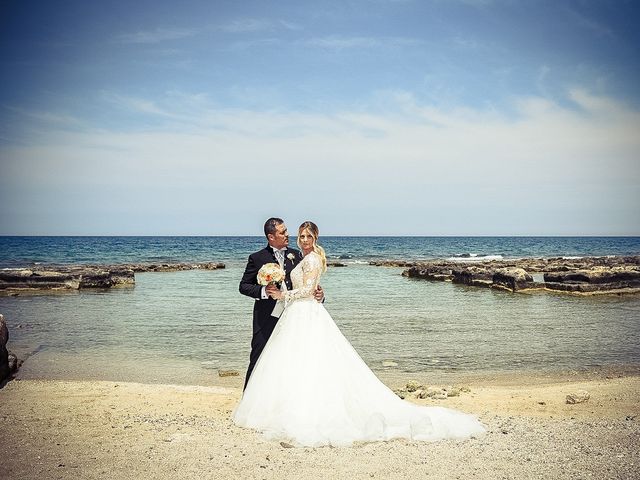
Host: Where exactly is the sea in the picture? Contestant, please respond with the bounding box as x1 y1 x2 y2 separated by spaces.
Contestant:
1 236 639 386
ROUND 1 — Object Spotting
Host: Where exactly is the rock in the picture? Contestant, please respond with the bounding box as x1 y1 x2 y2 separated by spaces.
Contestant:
218 369 240 377
0 267 127 291
566 390 590 404
452 267 494 287
400 256 640 296
447 387 461 397
545 281 640 295
492 267 537 292
545 267 640 285
0 314 9 382
0 262 225 293
327 261 347 267
105 267 137 286
403 266 453 281
544 266 640 294
382 360 398 367
369 260 414 267
7 353 19 372
0 270 77 290
426 386 448 399
0 313 7 346
129 262 225 272
78 270 119 289
393 389 407 399
405 380 422 392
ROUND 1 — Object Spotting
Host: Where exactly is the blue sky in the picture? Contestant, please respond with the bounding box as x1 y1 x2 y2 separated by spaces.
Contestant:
1 0 639 235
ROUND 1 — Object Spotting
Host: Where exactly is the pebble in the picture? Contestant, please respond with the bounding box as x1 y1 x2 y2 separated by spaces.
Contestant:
405 381 421 392
566 390 590 404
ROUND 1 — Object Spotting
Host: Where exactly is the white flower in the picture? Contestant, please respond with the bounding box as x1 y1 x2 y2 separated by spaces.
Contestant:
287 253 295 262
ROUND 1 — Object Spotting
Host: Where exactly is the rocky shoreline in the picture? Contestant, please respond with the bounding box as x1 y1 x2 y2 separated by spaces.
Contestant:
371 255 640 295
0 314 21 384
2 256 639 295
0 262 225 294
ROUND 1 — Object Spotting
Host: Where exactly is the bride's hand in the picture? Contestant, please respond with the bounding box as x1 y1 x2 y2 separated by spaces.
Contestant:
314 285 324 302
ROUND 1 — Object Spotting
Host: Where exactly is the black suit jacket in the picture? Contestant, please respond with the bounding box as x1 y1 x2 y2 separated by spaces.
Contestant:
239 244 303 330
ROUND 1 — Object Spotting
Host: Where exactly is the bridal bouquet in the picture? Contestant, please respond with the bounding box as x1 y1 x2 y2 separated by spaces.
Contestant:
257 263 285 286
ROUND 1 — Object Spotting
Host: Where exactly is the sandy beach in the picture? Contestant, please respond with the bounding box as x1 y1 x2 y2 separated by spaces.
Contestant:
1 369 638 480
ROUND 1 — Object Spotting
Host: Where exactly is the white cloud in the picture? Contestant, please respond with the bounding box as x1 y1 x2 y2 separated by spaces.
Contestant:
114 27 198 44
279 20 303 31
305 35 421 50
306 36 381 49
220 18 275 33
4 107 82 127
431 0 500 7
536 65 551 95
227 37 282 50
2 90 639 234
101 92 176 118
112 17 294 46
566 7 616 39
218 18 301 34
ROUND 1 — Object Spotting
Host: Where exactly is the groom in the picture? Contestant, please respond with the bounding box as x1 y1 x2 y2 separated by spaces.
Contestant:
239 217 324 390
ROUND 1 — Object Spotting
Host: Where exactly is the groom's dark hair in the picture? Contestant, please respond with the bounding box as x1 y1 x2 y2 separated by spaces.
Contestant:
264 217 284 237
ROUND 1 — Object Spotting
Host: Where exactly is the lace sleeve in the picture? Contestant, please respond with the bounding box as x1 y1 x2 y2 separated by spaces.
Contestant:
284 253 322 303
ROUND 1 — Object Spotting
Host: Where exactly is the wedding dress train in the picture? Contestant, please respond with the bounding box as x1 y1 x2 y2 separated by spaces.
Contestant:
233 252 485 447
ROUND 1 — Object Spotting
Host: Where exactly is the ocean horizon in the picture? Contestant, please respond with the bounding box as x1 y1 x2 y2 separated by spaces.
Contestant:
1 235 639 268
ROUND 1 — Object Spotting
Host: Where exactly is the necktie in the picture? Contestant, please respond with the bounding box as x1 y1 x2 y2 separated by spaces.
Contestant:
272 250 287 317
275 249 285 268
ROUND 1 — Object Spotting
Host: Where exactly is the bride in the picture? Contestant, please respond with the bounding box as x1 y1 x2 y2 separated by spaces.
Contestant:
233 221 485 447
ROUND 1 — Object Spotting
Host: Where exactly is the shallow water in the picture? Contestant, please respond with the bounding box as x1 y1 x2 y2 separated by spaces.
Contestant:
2 263 639 386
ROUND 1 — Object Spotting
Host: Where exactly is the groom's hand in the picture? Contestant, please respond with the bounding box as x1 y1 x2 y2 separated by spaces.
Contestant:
314 285 324 303
266 284 280 299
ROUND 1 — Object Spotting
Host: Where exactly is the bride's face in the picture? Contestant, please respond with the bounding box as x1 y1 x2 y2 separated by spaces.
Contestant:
298 229 315 252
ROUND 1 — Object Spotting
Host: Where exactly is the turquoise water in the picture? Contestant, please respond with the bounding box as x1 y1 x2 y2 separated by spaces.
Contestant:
2 242 639 385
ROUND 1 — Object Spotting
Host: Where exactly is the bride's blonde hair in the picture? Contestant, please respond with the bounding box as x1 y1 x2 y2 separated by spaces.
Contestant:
297 221 327 272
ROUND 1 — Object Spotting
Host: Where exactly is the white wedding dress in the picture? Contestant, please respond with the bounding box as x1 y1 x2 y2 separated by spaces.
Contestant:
233 252 485 447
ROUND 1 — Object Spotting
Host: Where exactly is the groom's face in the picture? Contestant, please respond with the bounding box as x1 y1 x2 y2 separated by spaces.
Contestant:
268 223 289 250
